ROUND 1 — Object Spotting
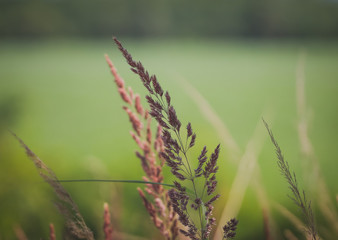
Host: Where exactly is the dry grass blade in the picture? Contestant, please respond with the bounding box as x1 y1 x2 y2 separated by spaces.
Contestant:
214 119 266 240
274 202 313 240
10 131 94 240
263 120 319 240
181 77 277 240
296 51 338 235
181 78 241 163
284 229 299 240
252 168 277 240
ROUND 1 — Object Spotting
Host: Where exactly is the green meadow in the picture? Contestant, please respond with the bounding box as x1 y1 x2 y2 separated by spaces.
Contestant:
1 39 338 239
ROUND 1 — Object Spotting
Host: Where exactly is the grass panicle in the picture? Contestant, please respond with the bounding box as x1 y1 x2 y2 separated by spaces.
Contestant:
112 37 234 240
182 78 274 240
263 119 319 240
222 218 238 240
105 53 178 239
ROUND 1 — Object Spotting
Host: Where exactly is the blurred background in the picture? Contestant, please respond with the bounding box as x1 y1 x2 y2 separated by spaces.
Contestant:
1 0 338 239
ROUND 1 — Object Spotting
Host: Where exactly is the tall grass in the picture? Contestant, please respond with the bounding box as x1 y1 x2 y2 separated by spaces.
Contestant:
9 39 338 240
105 53 178 239
182 51 338 240
263 119 319 240
111 37 238 240
181 75 275 240
10 131 94 240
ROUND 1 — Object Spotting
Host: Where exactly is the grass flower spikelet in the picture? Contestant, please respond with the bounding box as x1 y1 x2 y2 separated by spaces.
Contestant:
113 37 226 240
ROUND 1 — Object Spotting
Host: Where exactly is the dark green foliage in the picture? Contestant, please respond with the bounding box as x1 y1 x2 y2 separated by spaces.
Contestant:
1 0 338 38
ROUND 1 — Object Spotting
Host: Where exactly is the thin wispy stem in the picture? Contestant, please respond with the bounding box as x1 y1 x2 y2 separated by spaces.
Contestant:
181 77 241 163
56 179 176 188
10 130 94 240
214 119 265 240
263 119 319 240
274 202 312 240
180 78 274 240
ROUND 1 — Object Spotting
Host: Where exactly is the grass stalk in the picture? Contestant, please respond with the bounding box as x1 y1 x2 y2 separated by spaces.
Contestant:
263 119 319 240
111 37 228 240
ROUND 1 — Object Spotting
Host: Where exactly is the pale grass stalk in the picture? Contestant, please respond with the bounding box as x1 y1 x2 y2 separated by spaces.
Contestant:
84 155 123 225
296 51 308 138
214 119 266 240
273 202 313 240
296 51 338 235
284 229 299 240
252 169 277 240
181 78 241 162
316 179 338 235
180 77 275 239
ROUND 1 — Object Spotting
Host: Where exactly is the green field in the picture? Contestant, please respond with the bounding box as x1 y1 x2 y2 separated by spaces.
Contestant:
1 39 338 239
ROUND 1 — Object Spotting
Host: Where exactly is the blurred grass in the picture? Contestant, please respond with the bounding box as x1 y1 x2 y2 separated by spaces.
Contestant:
0 38 338 239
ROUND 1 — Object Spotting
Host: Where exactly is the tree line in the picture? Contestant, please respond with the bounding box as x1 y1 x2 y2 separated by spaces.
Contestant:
1 0 338 38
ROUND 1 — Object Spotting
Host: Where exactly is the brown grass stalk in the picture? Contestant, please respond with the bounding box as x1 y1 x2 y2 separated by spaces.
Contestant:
252 168 277 240
49 223 56 240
